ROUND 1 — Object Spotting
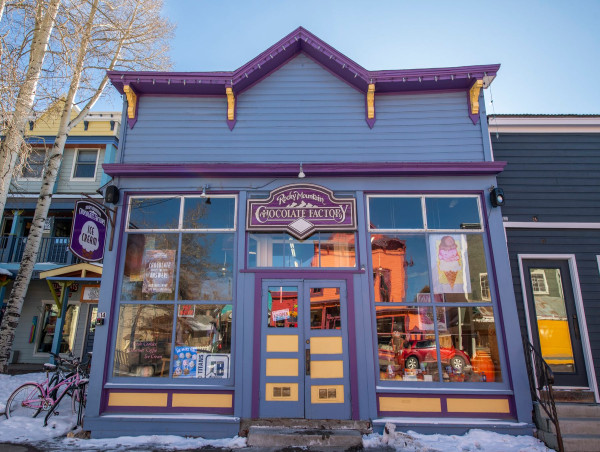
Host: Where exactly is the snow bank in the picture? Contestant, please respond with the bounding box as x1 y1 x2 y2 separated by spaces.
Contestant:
363 423 551 451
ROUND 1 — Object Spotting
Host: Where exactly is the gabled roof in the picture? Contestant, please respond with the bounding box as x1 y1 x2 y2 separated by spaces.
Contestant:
108 27 499 97
40 262 103 279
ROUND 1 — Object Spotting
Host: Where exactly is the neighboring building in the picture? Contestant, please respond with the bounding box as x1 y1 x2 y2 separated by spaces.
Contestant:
492 115 600 401
86 28 533 439
0 106 120 364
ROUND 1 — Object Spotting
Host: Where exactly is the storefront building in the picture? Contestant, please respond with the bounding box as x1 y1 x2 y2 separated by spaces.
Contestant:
86 28 533 438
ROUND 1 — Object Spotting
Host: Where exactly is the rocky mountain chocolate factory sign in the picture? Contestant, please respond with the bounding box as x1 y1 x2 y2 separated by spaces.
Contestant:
247 184 356 240
69 200 108 262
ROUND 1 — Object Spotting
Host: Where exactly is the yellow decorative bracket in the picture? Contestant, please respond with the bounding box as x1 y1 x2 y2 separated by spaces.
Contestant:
226 87 235 121
123 85 137 119
367 84 375 119
469 80 483 115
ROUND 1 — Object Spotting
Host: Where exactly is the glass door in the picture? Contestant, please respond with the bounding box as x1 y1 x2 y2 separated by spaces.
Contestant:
259 279 351 419
523 259 588 387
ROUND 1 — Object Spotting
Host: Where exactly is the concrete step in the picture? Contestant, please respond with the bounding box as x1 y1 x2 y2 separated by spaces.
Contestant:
556 403 600 419
246 426 363 449
562 434 600 452
558 418 600 436
240 418 372 436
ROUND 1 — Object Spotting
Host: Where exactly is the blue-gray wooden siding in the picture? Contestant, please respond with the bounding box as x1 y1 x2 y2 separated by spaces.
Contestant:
11 147 107 194
123 54 486 164
493 133 600 222
505 228 600 391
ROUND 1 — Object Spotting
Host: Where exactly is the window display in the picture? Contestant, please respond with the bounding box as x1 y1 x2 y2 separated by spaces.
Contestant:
369 195 502 384
37 304 79 354
114 195 237 380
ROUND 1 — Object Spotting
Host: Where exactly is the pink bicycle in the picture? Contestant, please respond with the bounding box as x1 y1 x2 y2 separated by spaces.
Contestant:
5 353 90 427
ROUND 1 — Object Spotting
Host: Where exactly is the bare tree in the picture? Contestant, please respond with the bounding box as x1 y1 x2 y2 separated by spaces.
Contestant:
0 0 173 373
0 0 62 224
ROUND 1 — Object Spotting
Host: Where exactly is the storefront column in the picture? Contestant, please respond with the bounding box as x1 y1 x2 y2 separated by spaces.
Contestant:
50 282 70 363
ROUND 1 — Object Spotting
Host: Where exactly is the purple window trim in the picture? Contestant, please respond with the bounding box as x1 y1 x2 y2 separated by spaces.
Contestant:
103 162 507 179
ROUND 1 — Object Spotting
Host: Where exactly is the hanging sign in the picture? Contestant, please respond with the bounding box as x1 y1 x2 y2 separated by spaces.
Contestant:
247 184 356 240
69 200 108 262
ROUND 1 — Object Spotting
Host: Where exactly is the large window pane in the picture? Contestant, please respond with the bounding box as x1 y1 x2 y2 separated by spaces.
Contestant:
248 232 355 268
174 304 232 378
369 197 423 229
425 197 480 230
267 286 298 328
121 233 179 301
320 233 356 267
37 304 79 354
430 234 490 302
113 304 174 377
376 306 439 382
183 197 235 229
179 233 234 301
128 197 181 229
371 235 430 303
310 288 341 330
437 306 502 382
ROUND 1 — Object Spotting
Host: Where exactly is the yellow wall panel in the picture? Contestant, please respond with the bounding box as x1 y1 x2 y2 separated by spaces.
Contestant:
379 396 441 413
310 360 343 379
266 335 298 352
311 337 342 354
265 383 299 401
266 358 299 376
172 393 232 408
446 398 510 413
108 392 168 407
310 385 345 404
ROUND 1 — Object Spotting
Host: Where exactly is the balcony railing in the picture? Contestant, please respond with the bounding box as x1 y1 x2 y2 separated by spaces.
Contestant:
0 235 81 265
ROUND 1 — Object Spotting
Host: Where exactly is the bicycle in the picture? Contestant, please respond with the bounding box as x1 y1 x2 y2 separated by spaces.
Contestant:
5 353 90 427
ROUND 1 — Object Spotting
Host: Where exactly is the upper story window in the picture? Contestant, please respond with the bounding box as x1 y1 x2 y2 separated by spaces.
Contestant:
71 149 99 179
20 149 45 179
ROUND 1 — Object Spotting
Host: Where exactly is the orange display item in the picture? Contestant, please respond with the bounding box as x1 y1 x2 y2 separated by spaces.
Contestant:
472 351 495 382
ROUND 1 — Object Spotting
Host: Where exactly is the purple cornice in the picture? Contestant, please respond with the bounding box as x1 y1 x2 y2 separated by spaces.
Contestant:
107 27 500 98
103 161 506 178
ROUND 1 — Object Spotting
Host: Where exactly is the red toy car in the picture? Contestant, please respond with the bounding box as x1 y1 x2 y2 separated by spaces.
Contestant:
397 339 470 372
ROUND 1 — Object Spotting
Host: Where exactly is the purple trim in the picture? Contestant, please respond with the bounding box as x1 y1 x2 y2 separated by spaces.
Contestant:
251 275 262 418
480 192 516 394
107 28 499 98
100 191 130 414
346 276 360 420
103 162 507 178
467 79 480 125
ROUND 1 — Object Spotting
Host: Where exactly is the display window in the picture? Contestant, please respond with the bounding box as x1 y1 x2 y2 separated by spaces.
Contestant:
36 303 79 354
369 195 502 384
112 195 236 380
248 232 356 268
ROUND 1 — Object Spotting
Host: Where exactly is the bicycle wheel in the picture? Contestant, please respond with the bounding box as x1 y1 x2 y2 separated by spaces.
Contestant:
71 383 87 414
6 383 44 418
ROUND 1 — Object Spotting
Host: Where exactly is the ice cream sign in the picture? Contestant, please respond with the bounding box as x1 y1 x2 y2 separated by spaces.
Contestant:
247 184 356 239
69 200 108 262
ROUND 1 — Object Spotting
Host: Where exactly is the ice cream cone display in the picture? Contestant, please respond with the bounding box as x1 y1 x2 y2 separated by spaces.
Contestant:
444 270 458 288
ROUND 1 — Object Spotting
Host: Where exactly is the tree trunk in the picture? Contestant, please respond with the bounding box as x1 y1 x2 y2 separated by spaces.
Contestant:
0 0 61 226
0 0 97 374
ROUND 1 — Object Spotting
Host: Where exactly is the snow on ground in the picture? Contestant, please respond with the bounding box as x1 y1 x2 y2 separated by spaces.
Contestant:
1 372 551 451
363 423 552 452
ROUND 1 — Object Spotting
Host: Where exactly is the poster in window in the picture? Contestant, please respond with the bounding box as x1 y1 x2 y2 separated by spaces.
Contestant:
80 284 100 303
197 353 230 378
173 345 198 378
429 234 471 294
178 304 195 318
142 249 176 294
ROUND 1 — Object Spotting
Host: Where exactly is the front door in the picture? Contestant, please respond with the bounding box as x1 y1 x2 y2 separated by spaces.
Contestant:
523 260 588 387
82 304 98 359
259 279 351 419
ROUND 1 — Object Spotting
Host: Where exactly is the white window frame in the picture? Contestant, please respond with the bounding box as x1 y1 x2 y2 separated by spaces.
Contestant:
70 148 100 181
530 269 549 295
125 194 238 232
17 148 46 181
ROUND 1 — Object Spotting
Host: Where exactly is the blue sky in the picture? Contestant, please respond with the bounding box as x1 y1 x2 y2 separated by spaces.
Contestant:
99 0 600 114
